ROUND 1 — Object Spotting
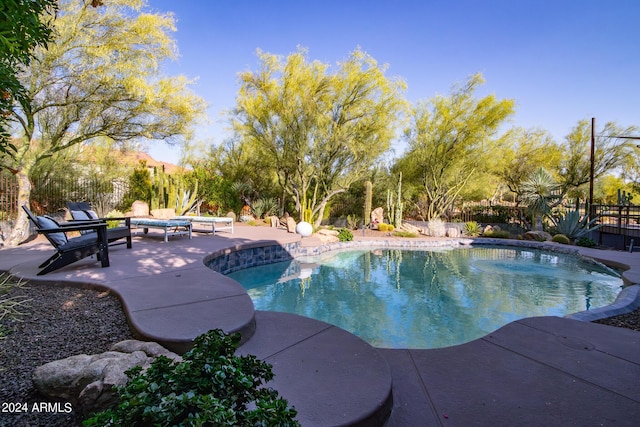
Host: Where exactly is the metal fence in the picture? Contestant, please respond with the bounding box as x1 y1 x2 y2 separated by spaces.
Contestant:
0 173 128 219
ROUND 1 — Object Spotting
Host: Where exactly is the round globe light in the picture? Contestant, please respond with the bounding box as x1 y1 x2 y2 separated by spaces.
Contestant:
295 221 313 237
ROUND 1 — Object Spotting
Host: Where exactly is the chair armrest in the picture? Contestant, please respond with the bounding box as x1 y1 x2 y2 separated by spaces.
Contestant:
39 221 108 234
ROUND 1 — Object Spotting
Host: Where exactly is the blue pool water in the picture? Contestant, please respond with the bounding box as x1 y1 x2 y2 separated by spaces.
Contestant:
227 246 623 349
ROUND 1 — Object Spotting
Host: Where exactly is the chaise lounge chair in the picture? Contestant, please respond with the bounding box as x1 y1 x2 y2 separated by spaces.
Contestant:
66 201 132 249
22 205 111 275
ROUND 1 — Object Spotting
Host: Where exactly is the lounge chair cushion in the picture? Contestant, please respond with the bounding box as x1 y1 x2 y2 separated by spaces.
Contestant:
37 216 68 246
85 210 99 219
70 210 91 220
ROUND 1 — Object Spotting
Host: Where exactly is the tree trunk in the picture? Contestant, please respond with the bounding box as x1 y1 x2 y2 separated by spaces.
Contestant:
5 170 33 247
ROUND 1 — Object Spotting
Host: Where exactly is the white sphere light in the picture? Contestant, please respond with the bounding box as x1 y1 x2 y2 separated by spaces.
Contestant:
295 221 313 237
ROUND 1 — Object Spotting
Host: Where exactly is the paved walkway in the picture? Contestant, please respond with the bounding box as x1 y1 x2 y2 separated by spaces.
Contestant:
1 225 639 426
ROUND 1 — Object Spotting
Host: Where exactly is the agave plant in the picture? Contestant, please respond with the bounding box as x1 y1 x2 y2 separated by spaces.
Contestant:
549 209 600 240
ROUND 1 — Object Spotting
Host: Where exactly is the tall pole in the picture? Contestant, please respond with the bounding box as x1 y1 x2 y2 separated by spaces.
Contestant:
589 117 595 217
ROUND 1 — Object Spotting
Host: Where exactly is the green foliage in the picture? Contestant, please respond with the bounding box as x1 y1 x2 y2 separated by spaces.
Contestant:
393 230 418 238
552 234 570 244
363 180 373 227
399 73 515 220
83 329 300 427
464 221 482 237
378 223 389 232
2 0 206 247
120 161 153 211
549 209 600 240
105 210 125 229
233 47 406 227
0 0 57 156
337 228 354 242
576 236 597 248
386 173 404 229
483 230 511 239
251 197 278 219
346 214 359 229
150 167 199 215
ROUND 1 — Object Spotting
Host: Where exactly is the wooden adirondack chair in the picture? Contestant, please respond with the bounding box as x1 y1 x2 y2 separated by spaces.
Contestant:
22 205 111 275
66 201 132 249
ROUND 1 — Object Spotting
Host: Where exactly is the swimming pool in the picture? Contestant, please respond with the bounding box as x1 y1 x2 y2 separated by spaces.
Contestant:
227 246 623 349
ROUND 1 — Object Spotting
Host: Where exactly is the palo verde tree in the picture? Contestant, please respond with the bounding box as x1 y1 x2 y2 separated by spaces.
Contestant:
497 127 562 202
0 0 57 156
232 47 406 227
1 0 206 246
397 73 514 220
557 119 638 199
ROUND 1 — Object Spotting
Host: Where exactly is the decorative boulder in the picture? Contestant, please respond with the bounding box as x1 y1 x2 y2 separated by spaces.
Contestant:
32 340 180 415
130 200 150 217
269 215 280 228
484 224 501 234
370 207 384 229
316 228 339 243
226 211 236 221
286 216 297 233
401 222 423 234
295 221 313 237
523 230 553 241
446 227 461 238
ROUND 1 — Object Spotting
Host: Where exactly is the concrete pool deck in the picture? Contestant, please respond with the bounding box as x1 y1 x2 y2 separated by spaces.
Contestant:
1 225 639 426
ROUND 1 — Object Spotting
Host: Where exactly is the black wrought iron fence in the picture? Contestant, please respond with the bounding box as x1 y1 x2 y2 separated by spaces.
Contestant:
0 173 128 219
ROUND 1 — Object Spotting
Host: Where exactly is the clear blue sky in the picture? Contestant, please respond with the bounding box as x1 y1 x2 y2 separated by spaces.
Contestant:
145 0 640 164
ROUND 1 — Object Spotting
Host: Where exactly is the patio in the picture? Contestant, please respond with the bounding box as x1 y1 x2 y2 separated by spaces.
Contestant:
1 224 639 426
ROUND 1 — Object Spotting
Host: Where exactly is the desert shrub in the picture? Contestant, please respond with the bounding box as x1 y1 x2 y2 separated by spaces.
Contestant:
84 329 300 427
464 221 482 237
427 218 446 237
483 230 511 239
105 210 125 229
337 228 354 242
346 214 359 229
0 274 29 341
378 223 389 232
576 236 597 248
552 234 570 244
393 230 418 238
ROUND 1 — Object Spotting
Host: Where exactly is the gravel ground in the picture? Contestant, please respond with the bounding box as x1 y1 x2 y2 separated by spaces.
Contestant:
0 283 134 427
0 280 638 427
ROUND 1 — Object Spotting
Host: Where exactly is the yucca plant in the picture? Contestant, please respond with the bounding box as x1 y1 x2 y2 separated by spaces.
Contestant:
464 221 482 237
549 209 600 240
252 197 278 219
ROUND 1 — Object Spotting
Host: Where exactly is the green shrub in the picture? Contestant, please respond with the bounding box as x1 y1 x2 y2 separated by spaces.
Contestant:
483 230 511 239
552 234 570 244
464 221 482 237
377 223 388 232
393 230 418 238
105 210 125 229
337 228 354 242
84 329 300 427
576 237 597 248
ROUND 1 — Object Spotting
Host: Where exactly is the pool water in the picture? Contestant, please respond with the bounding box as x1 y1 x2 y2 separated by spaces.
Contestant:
227 246 623 349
